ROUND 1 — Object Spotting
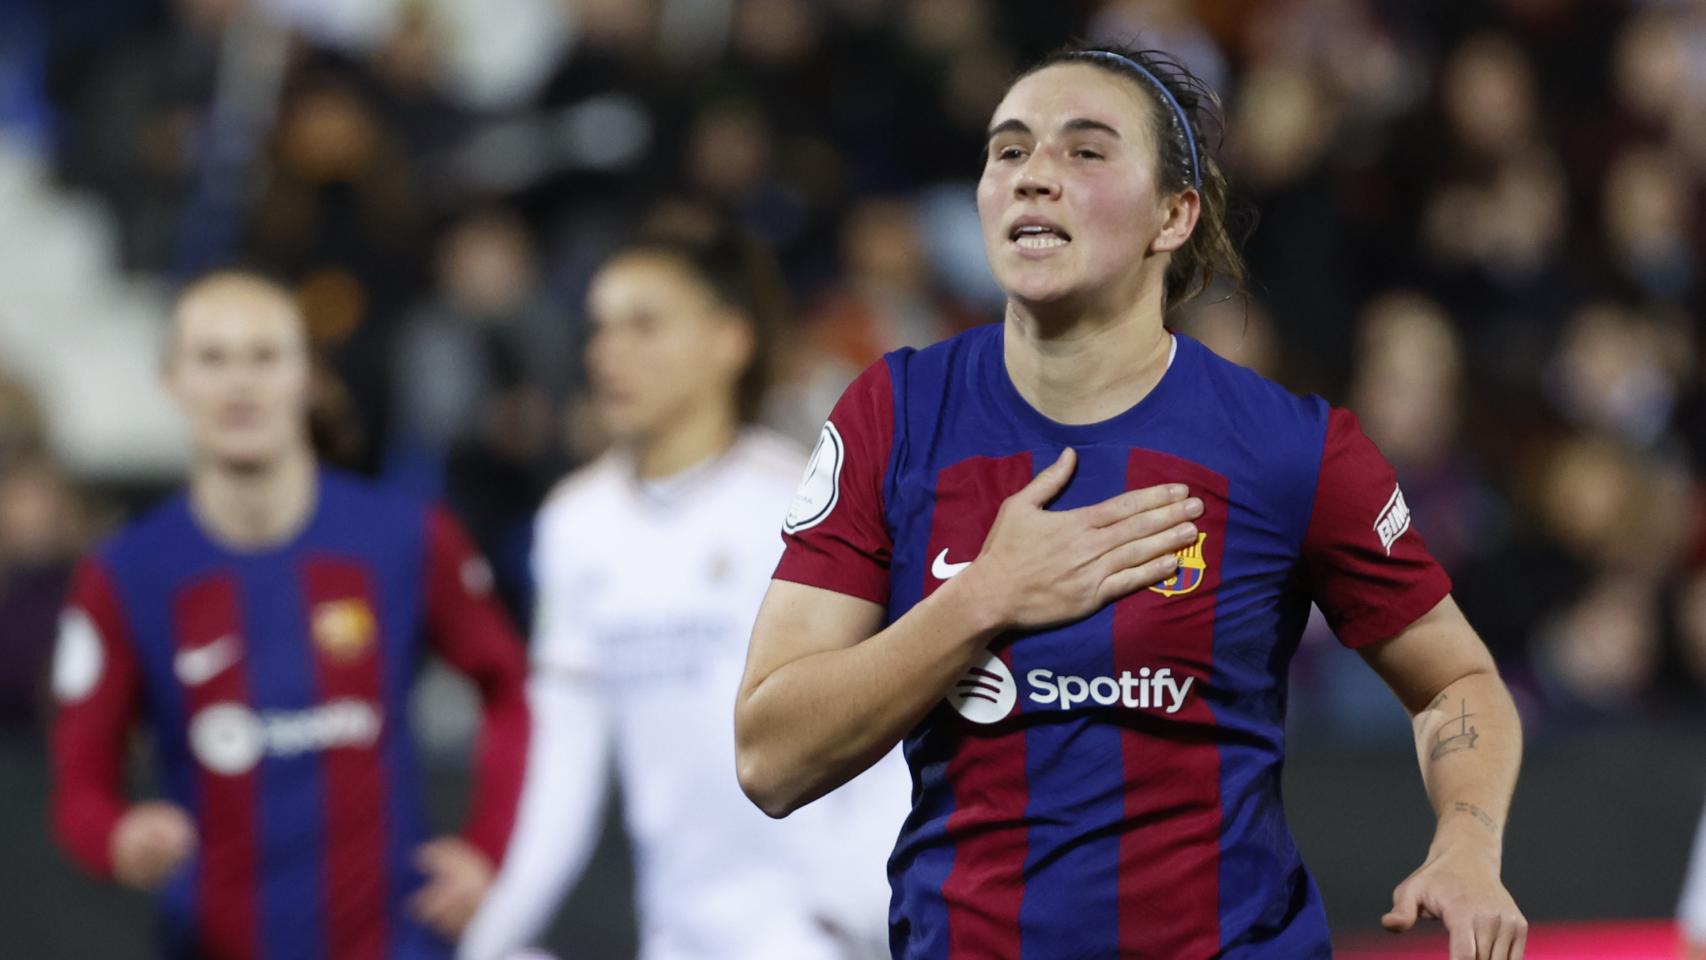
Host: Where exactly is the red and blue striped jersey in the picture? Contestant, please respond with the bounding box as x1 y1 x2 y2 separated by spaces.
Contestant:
775 326 1450 959
51 468 530 960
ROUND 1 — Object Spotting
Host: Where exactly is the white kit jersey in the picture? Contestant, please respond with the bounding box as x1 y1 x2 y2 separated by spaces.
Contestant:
1684 795 1706 946
466 429 909 960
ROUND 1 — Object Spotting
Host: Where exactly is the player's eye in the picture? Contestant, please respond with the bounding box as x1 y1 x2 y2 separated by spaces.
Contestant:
1073 148 1105 160
992 144 1027 162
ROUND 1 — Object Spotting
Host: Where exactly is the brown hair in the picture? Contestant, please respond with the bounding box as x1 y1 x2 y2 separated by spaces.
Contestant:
614 219 787 424
1019 43 1248 309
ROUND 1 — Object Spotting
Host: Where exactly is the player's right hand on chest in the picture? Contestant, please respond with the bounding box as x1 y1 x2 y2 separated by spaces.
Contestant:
112 801 198 892
959 448 1202 630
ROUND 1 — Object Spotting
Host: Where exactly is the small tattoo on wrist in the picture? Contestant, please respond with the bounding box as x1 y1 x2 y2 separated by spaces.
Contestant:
1453 801 1499 835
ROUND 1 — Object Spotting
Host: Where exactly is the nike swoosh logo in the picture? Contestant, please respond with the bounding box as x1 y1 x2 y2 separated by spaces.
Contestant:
174 635 242 687
932 549 972 580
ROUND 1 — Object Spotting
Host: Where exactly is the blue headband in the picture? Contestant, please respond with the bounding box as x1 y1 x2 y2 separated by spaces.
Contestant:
1080 50 1202 190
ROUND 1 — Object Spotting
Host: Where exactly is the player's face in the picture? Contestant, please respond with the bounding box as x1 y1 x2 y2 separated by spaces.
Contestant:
978 63 1187 311
585 254 750 444
165 282 312 470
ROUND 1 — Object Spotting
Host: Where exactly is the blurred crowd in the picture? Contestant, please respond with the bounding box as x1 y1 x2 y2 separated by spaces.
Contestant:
1 0 1704 736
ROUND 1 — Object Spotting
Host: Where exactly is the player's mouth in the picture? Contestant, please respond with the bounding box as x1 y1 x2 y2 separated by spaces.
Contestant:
1008 217 1071 253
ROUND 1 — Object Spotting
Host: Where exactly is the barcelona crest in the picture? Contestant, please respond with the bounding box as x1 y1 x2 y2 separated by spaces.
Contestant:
1149 532 1208 597
312 598 377 662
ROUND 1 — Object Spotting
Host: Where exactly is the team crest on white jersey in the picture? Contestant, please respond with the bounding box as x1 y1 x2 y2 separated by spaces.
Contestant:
783 421 844 534
1374 485 1412 555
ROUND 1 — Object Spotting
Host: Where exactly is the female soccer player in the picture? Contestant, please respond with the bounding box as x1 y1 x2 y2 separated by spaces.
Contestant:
50 272 530 957
736 45 1527 960
460 225 908 960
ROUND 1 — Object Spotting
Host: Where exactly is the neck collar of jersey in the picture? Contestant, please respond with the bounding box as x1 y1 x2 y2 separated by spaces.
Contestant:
986 327 1189 446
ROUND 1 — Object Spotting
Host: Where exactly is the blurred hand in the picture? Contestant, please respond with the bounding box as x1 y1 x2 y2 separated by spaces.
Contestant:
1382 845 1527 960
960 447 1202 630
111 802 197 892
409 836 494 940
1685 939 1706 960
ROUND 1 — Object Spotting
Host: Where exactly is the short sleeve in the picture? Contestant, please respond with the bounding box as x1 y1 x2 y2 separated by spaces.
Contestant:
773 359 896 605
1301 408 1452 649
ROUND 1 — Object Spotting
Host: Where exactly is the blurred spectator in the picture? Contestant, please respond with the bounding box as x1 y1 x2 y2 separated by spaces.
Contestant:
1599 146 1700 305
1087 0 1229 95
252 55 428 300
889 0 1017 186
1228 55 1356 392
1438 33 1546 169
1609 6 1700 142
1420 149 1576 395
1175 288 1283 382
0 362 48 463
1239 0 1427 125
1531 572 1662 714
1497 432 1697 715
682 97 806 255
507 0 680 211
1349 293 1495 576
762 195 979 444
1676 565 1706 696
1544 301 1683 448
808 196 977 370
251 54 433 461
0 458 86 728
393 208 573 621
50 0 232 272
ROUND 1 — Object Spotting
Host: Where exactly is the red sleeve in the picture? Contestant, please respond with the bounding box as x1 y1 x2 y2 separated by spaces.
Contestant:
1301 408 1453 649
773 360 895 605
422 508 531 865
50 558 141 879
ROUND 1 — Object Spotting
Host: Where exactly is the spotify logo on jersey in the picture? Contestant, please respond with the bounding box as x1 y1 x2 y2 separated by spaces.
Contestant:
188 700 383 775
948 653 1201 725
949 650 1017 724
189 703 266 775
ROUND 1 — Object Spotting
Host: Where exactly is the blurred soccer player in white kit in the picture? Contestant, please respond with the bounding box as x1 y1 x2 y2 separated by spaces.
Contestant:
1683 797 1706 959
459 222 908 960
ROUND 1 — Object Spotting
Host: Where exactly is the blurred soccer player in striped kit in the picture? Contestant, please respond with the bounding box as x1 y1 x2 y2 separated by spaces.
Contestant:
50 272 530 958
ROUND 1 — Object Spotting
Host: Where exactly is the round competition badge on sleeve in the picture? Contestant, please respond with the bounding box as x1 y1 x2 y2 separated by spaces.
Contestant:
783 421 844 534
52 609 104 703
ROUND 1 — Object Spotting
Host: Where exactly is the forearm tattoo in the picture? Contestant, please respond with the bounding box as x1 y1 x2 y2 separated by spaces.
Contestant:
1453 801 1500 836
1428 697 1479 761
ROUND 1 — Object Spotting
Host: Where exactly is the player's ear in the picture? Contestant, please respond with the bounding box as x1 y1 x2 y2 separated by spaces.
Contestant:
1149 187 1200 256
715 306 757 377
